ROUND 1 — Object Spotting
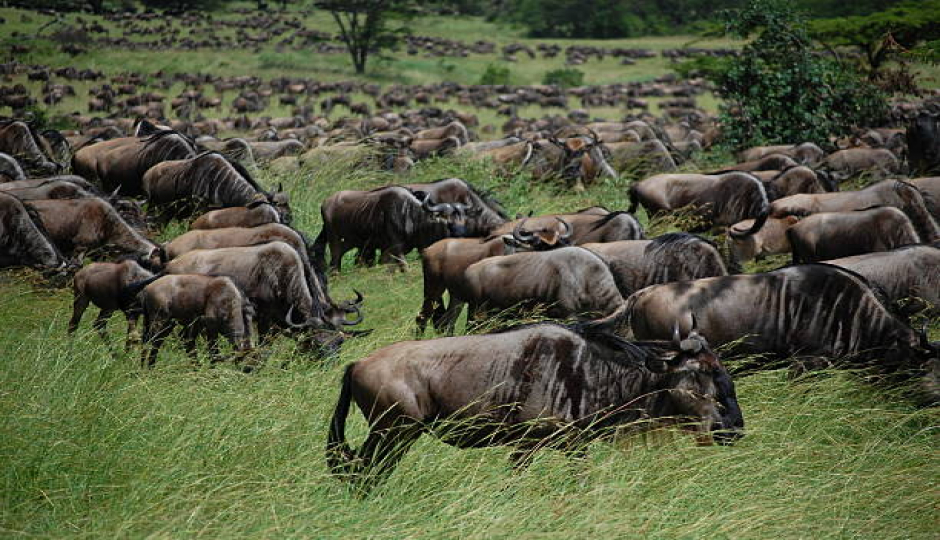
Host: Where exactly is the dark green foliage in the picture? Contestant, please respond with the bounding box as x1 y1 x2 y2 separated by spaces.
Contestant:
542 68 583 88
479 63 511 85
141 0 232 11
316 1 415 74
710 0 887 150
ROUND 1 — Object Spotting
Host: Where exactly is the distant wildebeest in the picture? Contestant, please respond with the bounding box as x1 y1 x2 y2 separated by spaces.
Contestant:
327 320 743 486
752 166 835 196
72 129 197 196
68 259 154 344
627 264 940 397
314 186 470 272
463 246 624 322
739 142 824 165
129 274 255 367
822 148 900 182
163 242 358 353
0 121 63 175
787 207 922 263
0 152 26 181
26 198 165 269
190 200 281 230
628 172 770 232
0 192 71 273
824 244 940 316
142 152 291 222
713 153 800 174
583 233 728 297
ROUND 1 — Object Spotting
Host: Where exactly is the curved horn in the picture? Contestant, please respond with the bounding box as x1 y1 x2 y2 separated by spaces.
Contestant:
341 304 363 326
556 217 572 240
285 305 306 328
422 195 450 213
343 289 364 310
512 218 535 242
672 321 681 347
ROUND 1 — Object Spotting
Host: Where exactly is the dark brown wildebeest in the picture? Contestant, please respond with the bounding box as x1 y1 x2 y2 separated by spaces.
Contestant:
68 259 154 344
0 192 71 272
463 246 624 321
127 274 255 367
25 198 165 269
142 152 291 222
907 112 939 176
787 207 922 263
825 244 940 316
752 166 835 196
0 121 63 175
313 186 467 272
0 152 25 182
72 129 197 196
327 320 743 486
403 178 509 236
190 200 281 230
628 172 770 233
627 264 940 398
163 242 357 353
583 233 728 297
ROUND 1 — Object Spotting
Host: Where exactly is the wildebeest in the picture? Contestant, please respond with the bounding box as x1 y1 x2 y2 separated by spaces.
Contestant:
26 198 165 268
787 207 922 263
824 244 940 316
583 233 728 297
0 152 26 182
403 178 508 236
822 148 900 182
132 274 255 367
327 321 743 485
910 176 940 219
0 178 96 200
0 121 62 175
0 192 71 272
627 264 939 396
628 172 770 233
713 153 800 174
72 129 197 196
314 186 468 272
907 112 939 176
190 200 281 230
739 142 824 165
163 242 355 352
727 215 800 262
490 210 644 248
142 152 291 222
68 259 154 344
463 246 624 321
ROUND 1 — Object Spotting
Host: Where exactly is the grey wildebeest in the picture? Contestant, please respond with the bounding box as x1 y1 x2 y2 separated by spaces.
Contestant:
0 152 26 181
0 192 71 273
131 274 255 367
0 121 62 175
25 198 165 269
71 129 197 196
463 246 624 322
190 200 281 230
627 264 940 398
490 210 644 248
787 207 922 264
142 152 291 222
163 242 356 353
628 172 770 233
327 320 743 486
739 142 824 165
314 186 469 272
824 244 940 316
822 148 900 182
583 233 728 297
68 259 154 344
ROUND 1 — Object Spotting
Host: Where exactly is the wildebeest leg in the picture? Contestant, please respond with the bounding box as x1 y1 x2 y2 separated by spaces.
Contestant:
380 244 408 272
439 296 465 335
789 356 833 378
93 309 113 342
124 311 141 351
355 421 423 486
142 316 173 368
181 324 200 361
329 236 349 272
68 293 90 335
416 280 447 336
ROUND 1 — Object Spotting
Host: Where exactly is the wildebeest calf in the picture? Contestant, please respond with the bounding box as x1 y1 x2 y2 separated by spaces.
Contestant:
69 259 154 345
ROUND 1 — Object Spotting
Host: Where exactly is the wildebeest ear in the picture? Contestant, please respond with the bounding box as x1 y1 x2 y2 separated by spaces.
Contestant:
412 190 429 202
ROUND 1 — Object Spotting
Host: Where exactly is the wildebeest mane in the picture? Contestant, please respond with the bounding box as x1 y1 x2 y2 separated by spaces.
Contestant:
640 232 727 289
787 262 895 315
140 128 197 166
179 152 263 207
487 321 652 370
226 154 266 193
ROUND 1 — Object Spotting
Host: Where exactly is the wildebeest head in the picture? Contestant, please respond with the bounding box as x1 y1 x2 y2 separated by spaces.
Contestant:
646 318 744 445
284 304 347 357
891 327 940 405
508 217 573 250
417 193 474 237
0 152 26 182
269 182 292 225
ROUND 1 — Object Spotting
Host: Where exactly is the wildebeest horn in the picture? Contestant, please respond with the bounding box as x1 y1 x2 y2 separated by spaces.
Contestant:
422 196 451 213
110 186 121 198
556 217 572 239
341 304 363 326
343 289 364 310
276 182 283 192
672 322 681 347
285 305 307 328
512 218 535 242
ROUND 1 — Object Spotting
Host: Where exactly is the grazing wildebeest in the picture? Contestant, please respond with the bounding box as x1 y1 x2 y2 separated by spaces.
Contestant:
910 176 940 219
822 148 900 182
727 215 800 262
463 246 624 321
754 166 835 195
907 112 939 176
584 233 728 297
314 186 468 272
403 178 508 236
787 207 922 263
26 198 165 268
131 274 255 367
490 211 644 247
824 244 940 316
68 259 154 344
713 153 800 174
190 200 281 230
142 152 291 222
72 129 197 196
739 142 824 165
627 264 940 395
628 172 770 233
163 242 357 353
0 152 26 182
0 121 62 175
0 178 96 200
0 192 71 272
327 320 743 486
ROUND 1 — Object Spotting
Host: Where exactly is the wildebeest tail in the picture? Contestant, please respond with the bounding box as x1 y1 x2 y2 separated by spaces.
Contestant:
312 218 330 275
326 363 359 476
118 273 163 312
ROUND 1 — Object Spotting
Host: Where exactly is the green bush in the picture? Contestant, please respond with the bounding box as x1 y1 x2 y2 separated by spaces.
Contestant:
479 64 511 85
542 68 584 88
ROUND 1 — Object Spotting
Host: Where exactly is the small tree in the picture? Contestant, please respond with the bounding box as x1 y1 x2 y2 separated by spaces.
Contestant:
316 1 415 75
542 68 584 88
710 0 887 150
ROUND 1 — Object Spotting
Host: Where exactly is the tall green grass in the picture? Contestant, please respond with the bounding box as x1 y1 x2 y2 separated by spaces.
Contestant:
1 157 938 538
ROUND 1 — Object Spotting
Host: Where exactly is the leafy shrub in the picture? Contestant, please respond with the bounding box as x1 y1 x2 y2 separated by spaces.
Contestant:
479 64 511 85
542 68 584 88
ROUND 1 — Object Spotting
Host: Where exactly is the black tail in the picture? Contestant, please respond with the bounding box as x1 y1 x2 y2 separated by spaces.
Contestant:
312 221 330 275
627 184 640 214
118 274 163 312
326 364 359 476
